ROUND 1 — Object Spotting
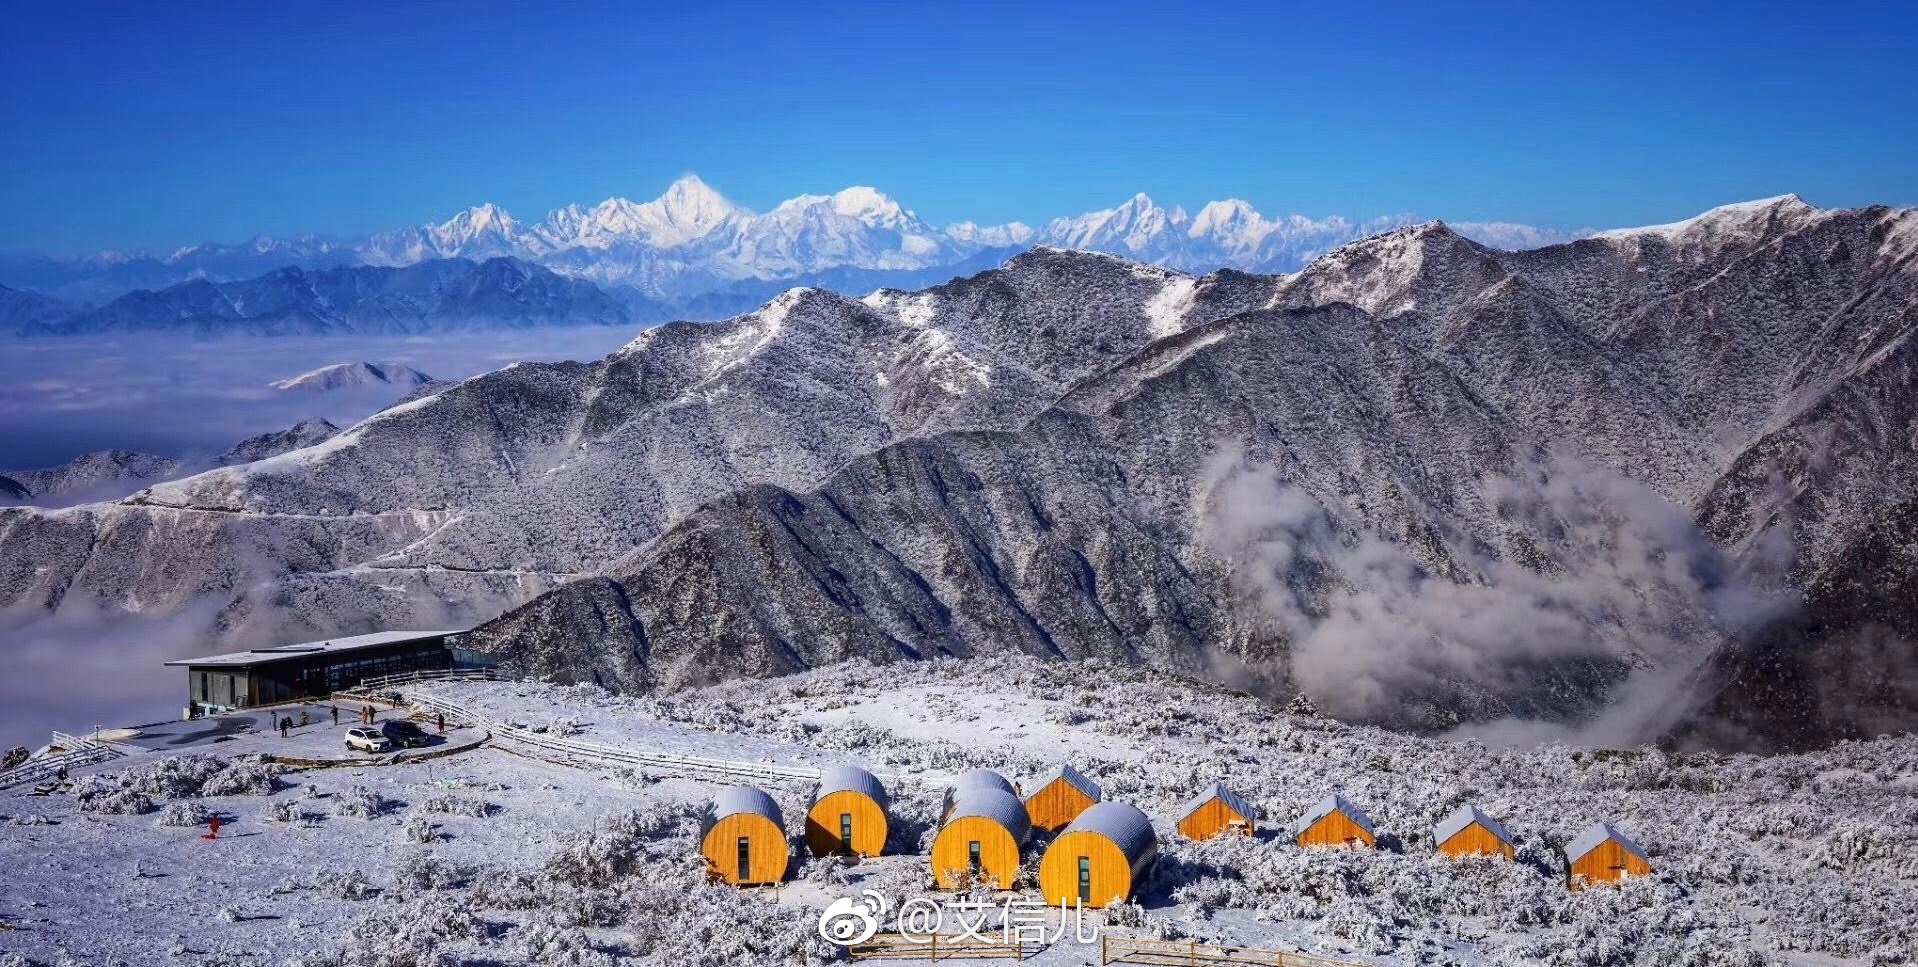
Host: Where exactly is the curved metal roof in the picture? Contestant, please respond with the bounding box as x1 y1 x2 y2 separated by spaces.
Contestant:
1058 801 1158 873
1290 793 1375 838
942 789 1032 844
704 785 784 833
1028 763 1102 802
952 769 1015 797
1179 782 1255 825
1433 803 1514 848
814 764 889 809
1566 822 1648 864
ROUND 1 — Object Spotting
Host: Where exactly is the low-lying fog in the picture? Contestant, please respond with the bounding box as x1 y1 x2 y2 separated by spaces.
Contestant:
0 327 645 750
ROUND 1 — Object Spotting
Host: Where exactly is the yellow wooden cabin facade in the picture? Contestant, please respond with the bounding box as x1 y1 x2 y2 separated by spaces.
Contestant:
700 786 789 886
805 765 890 858
930 788 1030 890
1037 802 1158 907
1434 804 1515 860
1293 793 1376 849
1566 823 1651 889
1023 764 1102 834
1176 783 1256 840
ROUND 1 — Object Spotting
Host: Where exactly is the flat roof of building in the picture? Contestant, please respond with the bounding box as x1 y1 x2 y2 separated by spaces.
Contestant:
164 629 462 670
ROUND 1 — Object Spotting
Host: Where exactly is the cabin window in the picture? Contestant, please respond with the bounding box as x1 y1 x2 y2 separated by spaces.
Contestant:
736 836 750 877
197 672 208 701
967 840 981 872
839 813 854 851
1077 856 1091 903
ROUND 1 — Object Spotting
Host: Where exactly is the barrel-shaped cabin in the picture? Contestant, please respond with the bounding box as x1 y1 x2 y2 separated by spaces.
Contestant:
700 786 789 885
1433 804 1515 859
941 769 1017 820
806 765 890 858
1038 801 1158 907
1566 822 1651 889
1177 782 1256 840
930 789 1031 890
1024 763 1102 834
1292 793 1376 849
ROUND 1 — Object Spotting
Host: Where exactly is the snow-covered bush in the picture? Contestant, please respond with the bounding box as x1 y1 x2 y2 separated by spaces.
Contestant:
391 851 467 892
266 799 307 824
313 868 376 901
202 760 283 797
73 775 154 815
421 794 494 818
331 894 479 967
505 916 617 967
401 815 437 844
118 753 226 798
331 785 392 820
155 801 209 828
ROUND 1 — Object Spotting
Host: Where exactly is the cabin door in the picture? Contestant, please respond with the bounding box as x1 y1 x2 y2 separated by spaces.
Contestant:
736 837 750 879
1077 856 1091 904
840 813 854 853
967 841 981 873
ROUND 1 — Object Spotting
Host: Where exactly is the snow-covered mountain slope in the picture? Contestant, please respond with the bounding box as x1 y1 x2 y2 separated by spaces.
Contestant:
463 198 1918 748
270 362 434 392
24 258 630 336
215 418 342 466
3 176 1582 310
0 249 1273 643
1 449 182 507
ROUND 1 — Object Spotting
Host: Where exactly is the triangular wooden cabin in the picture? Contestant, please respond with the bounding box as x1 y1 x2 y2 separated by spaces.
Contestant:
805 764 890 858
1024 763 1102 834
1038 801 1158 907
1565 822 1651 889
700 786 789 885
1433 804 1516 859
930 788 1031 890
1176 782 1257 840
1292 793 1376 849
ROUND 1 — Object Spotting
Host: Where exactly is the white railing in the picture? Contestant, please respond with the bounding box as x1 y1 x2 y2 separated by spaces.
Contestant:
399 688 938 789
353 668 497 692
0 732 123 791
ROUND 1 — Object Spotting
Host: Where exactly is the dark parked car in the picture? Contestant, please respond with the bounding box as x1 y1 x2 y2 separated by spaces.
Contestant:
379 720 433 748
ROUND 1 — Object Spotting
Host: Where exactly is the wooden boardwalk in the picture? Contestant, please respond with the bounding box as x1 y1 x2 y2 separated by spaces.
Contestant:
850 933 1033 960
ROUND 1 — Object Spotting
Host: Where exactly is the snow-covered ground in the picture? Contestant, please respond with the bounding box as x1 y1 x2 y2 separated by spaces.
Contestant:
3 657 1913 966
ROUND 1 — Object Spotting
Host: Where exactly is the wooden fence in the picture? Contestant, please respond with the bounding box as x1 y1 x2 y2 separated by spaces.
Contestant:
850 933 1032 961
0 731 124 791
1101 937 1369 967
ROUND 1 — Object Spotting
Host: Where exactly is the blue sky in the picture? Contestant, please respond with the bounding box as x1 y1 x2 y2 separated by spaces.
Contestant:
2 0 1912 254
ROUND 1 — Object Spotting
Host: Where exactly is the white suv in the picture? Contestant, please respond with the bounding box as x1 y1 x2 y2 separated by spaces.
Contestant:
345 726 392 754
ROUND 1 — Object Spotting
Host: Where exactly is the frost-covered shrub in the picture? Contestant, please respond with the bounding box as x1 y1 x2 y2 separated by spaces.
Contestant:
421 794 493 818
314 868 376 901
331 894 479 967
73 775 154 815
801 855 853 887
1817 820 1918 879
541 803 693 889
507 916 617 967
392 851 467 892
156 801 209 828
202 760 283 797
8 813 52 826
119 753 226 798
331 785 392 820
401 815 437 844
267 799 307 824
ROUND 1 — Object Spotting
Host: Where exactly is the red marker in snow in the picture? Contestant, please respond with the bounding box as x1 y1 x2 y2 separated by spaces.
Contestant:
202 816 221 840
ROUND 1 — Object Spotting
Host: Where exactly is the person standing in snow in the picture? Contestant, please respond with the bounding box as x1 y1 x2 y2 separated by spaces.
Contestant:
298 710 309 728
437 713 445 733
278 717 290 739
330 706 339 727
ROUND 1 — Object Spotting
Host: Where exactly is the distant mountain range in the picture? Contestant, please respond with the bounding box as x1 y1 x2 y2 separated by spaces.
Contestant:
1 176 1586 316
18 257 630 336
